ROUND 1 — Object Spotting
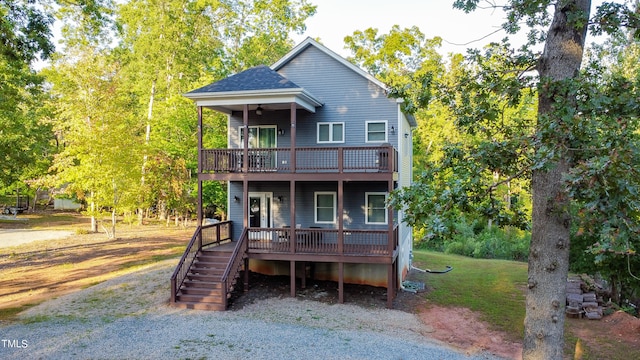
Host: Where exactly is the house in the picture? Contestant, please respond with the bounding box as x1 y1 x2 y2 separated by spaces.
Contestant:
171 38 415 310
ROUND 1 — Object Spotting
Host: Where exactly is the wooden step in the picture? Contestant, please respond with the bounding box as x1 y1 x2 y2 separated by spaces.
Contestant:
187 273 222 282
172 301 226 311
171 241 244 312
177 293 223 303
197 255 232 263
182 279 222 289
195 261 229 269
190 266 225 275
180 287 223 296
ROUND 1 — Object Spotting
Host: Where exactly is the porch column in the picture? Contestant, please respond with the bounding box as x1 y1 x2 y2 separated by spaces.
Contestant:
387 263 394 308
243 179 248 229
289 180 296 253
197 106 203 226
290 261 296 297
387 178 395 255
290 102 296 171
338 262 344 304
387 178 395 308
242 104 249 173
338 180 345 303
338 180 344 254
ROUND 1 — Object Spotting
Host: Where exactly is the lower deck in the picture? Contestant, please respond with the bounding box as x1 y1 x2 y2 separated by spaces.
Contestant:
171 222 399 309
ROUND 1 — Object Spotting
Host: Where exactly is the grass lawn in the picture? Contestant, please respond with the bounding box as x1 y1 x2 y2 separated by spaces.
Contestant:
411 250 640 360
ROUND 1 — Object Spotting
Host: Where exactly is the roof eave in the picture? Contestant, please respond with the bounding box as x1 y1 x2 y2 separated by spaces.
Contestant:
183 88 323 113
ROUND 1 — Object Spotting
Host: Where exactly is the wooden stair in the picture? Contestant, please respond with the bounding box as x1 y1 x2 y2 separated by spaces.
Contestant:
173 248 237 311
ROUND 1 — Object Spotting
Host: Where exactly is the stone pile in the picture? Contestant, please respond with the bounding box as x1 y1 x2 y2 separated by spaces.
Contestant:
566 278 604 320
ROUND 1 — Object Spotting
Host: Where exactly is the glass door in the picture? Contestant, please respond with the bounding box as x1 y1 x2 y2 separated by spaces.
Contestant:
248 192 272 240
240 126 277 169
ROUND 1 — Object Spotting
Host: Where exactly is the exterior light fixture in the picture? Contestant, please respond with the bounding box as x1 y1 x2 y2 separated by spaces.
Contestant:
256 105 263 115
390 126 395 135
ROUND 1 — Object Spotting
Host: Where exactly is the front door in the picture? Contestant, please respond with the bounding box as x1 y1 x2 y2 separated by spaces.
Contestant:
248 192 272 239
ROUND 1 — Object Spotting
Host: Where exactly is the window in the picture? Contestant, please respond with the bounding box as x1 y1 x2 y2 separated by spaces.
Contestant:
315 192 336 223
366 121 388 143
239 126 276 148
366 192 387 224
317 122 344 143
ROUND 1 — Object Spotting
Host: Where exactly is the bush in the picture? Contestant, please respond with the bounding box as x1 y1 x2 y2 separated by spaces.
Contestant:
418 217 530 262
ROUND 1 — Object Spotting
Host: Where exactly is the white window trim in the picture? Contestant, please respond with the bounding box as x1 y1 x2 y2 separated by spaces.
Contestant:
317 122 345 144
365 120 388 143
365 192 388 225
314 191 337 224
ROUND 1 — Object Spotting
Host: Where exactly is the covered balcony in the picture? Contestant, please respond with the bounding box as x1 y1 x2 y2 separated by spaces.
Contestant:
200 145 398 174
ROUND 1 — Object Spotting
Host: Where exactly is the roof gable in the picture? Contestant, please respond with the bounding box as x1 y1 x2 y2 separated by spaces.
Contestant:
271 37 388 91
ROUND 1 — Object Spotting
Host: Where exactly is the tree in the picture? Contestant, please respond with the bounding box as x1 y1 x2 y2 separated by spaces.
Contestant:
568 39 640 308
45 47 141 238
384 1 639 358
0 0 115 198
115 0 317 222
0 1 55 190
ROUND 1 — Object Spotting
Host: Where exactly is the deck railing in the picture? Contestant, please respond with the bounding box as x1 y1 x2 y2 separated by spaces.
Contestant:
246 226 397 256
170 221 233 303
220 227 248 308
201 146 397 173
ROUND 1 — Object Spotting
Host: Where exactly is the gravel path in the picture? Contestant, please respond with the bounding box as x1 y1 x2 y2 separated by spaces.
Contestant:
0 229 74 248
0 261 505 360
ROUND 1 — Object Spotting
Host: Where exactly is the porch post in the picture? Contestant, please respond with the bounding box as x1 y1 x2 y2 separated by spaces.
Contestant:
197 106 203 226
338 180 344 254
243 179 248 229
290 260 296 297
387 263 394 308
290 180 296 253
242 104 249 172
387 178 395 308
388 178 394 255
338 262 344 303
290 102 296 171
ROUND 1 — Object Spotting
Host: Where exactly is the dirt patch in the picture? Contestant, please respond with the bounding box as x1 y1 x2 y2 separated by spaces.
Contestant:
229 271 640 360
0 222 190 311
228 271 522 359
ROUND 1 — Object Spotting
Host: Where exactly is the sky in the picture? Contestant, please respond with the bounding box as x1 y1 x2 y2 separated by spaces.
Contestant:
291 0 607 57
291 0 520 57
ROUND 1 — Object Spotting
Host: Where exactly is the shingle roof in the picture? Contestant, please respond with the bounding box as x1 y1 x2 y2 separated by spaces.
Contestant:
187 65 301 94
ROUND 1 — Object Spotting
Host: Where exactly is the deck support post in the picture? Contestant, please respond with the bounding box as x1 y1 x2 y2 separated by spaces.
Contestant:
290 260 296 297
243 257 249 292
338 262 344 303
387 263 394 308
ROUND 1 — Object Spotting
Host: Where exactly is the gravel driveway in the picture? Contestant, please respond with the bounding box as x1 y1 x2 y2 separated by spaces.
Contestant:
0 261 505 360
0 229 74 248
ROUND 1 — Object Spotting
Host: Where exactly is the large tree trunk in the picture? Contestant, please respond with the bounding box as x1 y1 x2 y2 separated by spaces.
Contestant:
524 1 590 359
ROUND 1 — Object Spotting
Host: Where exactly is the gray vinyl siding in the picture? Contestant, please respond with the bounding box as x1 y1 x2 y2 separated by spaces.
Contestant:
277 46 398 148
226 44 404 242
228 181 393 240
227 46 399 149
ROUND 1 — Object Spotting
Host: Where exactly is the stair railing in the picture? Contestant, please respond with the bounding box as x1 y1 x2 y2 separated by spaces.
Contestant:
170 221 233 304
220 228 249 309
